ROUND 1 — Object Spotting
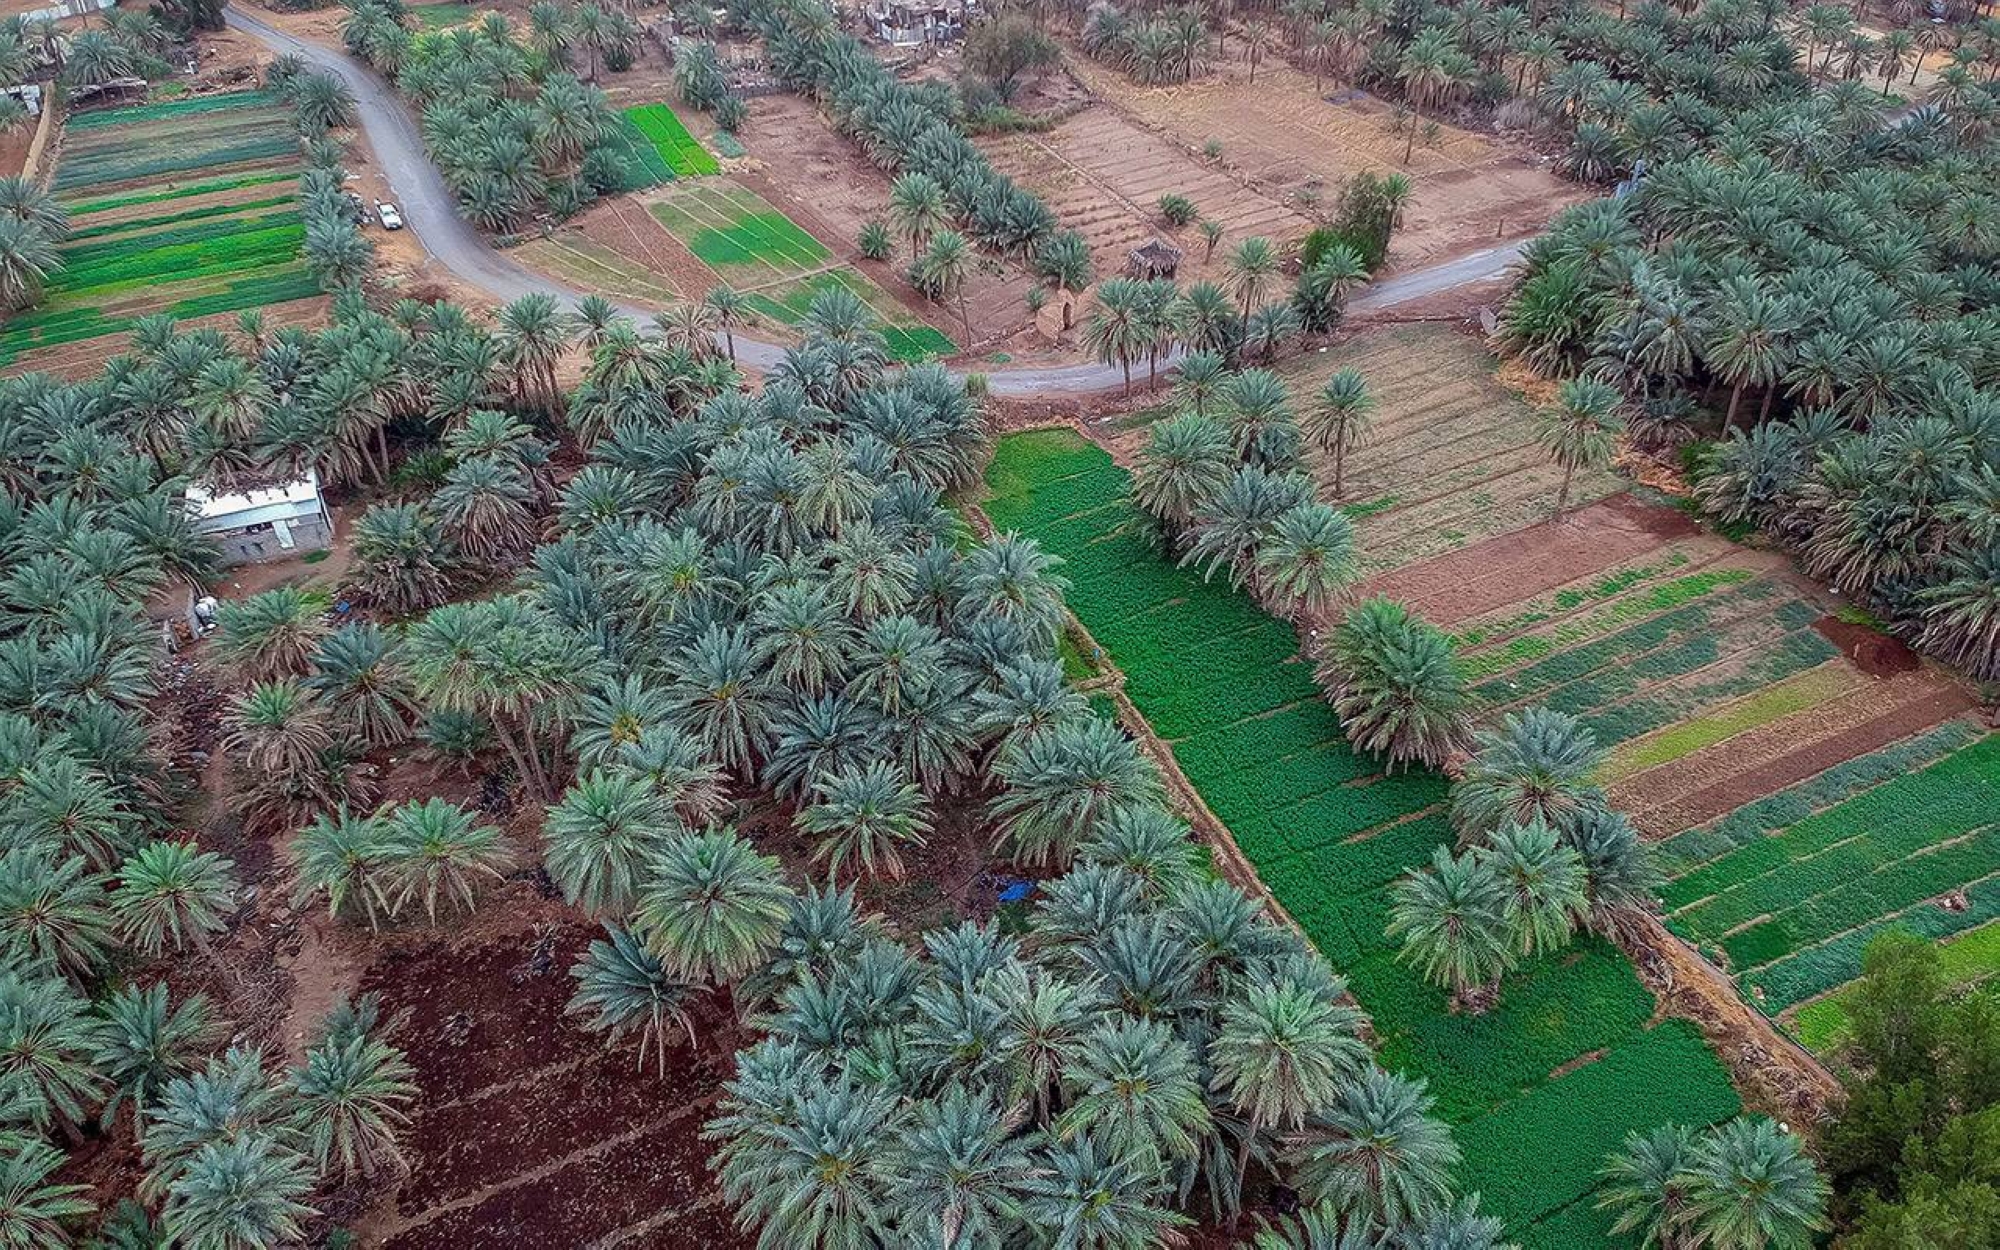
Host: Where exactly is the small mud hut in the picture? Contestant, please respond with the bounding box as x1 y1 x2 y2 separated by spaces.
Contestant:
1126 238 1183 280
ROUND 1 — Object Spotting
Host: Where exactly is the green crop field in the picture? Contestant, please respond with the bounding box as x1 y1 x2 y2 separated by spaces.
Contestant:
1661 730 2000 1024
4 91 321 371
623 103 719 178
1789 919 2000 1054
982 428 1743 1244
642 181 955 363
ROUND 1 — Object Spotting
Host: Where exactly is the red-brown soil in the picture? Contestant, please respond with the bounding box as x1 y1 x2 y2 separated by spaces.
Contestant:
1811 614 1924 677
1358 492 1696 627
1614 671 1975 836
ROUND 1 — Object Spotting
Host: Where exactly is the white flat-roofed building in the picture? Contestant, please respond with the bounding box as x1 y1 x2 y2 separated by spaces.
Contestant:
187 471 333 566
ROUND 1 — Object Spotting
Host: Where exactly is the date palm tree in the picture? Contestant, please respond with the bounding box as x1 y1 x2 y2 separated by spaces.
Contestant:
666 624 777 775
1677 1118 1828 1250
885 1084 1038 1244
635 828 792 984
705 285 753 362
1213 975 1369 1218
0 1138 94 1245
568 923 700 1071
1598 1123 1699 1248
714 1077 904 1249
1482 817 1589 956
1226 237 1278 319
990 716 1162 866
1316 597 1472 770
222 681 333 782
798 760 931 882
1021 1135 1189 1247
1305 368 1374 498
495 292 571 413
351 503 454 617
1705 277 1797 431
889 171 949 256
378 799 516 923
0 178 67 241
162 1134 317 1250
93 983 211 1133
1134 412 1233 531
111 840 237 965
0 848 115 981
212 588 330 684
307 623 419 748
1387 846 1515 1010
1083 277 1148 394
1448 707 1607 843
1287 1067 1459 1233
289 807 391 929
435 455 537 563
1536 375 1624 518
1255 503 1359 618
920 230 974 350
286 999 417 1179
1058 1016 1210 1167
543 770 674 915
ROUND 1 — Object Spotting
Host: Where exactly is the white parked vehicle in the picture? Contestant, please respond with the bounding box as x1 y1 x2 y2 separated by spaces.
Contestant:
376 201 404 230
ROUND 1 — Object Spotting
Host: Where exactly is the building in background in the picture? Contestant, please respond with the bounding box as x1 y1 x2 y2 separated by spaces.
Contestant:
188 471 333 566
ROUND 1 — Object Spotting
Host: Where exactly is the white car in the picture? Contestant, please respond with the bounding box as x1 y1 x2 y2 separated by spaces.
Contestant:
376 201 404 230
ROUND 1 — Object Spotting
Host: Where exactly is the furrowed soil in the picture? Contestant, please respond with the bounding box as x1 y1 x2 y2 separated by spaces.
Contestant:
1061 44 1590 270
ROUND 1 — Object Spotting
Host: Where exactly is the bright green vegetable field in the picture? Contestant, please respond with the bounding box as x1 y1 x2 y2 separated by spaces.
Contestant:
981 428 1742 1246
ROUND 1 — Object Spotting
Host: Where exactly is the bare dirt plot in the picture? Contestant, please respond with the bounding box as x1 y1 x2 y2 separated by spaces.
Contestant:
734 92 1035 347
1273 324 1624 572
1064 47 1590 271
978 104 1312 284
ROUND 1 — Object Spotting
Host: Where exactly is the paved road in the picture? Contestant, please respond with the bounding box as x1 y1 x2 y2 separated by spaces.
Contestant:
227 6 1526 396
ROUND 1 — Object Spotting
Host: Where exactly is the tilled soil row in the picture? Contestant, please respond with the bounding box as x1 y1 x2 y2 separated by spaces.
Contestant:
1615 670 1975 836
1361 492 1698 627
1358 458 1630 576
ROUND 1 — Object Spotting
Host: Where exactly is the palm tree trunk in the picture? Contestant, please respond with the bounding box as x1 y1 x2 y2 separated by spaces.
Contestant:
957 286 971 350
724 327 736 361
1334 440 1346 497
1403 120 1417 164
1121 355 1132 394
1722 379 1745 431
1555 461 1574 518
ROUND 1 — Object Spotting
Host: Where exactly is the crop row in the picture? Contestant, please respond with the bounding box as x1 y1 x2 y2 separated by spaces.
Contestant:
1720 830 1999 971
1452 550 1698 648
1750 874 2000 1012
624 104 719 177
64 90 284 132
1653 720 1982 877
1789 919 2000 1054
48 222 306 305
1663 733 2000 910
54 132 298 194
1577 626 1839 747
1459 567 1754 681
1454 1021 1742 1232
68 196 298 242
0 265 319 366
65 169 296 217
1601 663 1855 782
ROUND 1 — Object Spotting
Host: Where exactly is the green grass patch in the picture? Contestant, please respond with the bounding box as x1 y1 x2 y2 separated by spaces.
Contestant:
624 103 720 177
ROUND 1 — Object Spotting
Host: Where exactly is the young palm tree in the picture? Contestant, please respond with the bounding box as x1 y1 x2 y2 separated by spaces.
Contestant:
797 760 931 882
634 828 793 984
704 285 753 362
0 1138 94 1244
567 923 699 1072
1677 1119 1829 1250
1536 375 1625 517
543 769 674 915
1226 237 1278 319
1213 976 1370 1215
289 807 391 929
1255 502 1359 618
285 1003 417 1179
377 799 516 923
1482 818 1589 956
162 1134 317 1250
1198 218 1225 263
1305 368 1374 498
1287 1067 1459 1232
1317 597 1472 770
94 982 212 1132
111 840 237 961
211 587 330 684
1387 846 1515 1010
1598 1123 1699 1248
1448 706 1607 843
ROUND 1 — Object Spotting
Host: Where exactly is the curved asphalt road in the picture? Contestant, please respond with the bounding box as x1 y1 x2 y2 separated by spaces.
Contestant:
227 5 1526 396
